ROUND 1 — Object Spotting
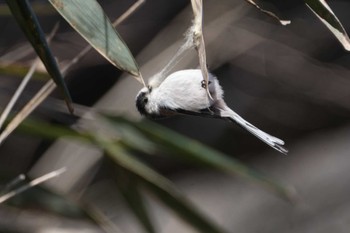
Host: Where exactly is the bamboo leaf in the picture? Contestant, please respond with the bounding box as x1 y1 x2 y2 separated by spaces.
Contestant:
16 118 225 233
305 0 350 51
16 115 293 232
48 0 140 77
5 0 73 112
0 1 145 146
143 181 226 233
115 168 156 233
99 141 226 233
16 117 93 142
18 115 295 203
105 116 296 203
0 62 50 80
2 185 86 218
111 122 157 155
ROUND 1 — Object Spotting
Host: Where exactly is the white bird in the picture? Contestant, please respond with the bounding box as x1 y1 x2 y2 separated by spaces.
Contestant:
136 69 287 154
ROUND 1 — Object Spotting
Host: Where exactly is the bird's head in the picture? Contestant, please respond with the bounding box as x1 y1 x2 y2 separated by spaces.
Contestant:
136 86 153 116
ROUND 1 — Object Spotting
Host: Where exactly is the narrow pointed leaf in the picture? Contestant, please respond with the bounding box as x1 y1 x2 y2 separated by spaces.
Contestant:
115 168 156 233
114 123 157 154
0 62 50 80
305 0 350 51
105 116 296 203
16 118 229 233
17 117 93 142
143 181 226 233
48 0 140 77
5 0 73 112
2 185 87 218
99 141 226 233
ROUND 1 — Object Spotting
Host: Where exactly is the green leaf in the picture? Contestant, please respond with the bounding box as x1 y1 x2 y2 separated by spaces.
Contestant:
16 117 225 233
5 0 73 112
17 117 227 232
19 114 295 203
5 186 86 218
16 117 93 143
48 0 140 76
105 116 295 203
98 140 226 233
114 167 156 233
113 122 157 155
0 62 50 80
143 180 227 233
305 0 350 51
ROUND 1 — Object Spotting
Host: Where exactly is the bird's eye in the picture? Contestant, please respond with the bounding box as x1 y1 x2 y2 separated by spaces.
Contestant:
144 97 148 104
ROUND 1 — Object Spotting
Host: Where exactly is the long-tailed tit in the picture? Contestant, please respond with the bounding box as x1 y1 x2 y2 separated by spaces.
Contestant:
136 69 287 154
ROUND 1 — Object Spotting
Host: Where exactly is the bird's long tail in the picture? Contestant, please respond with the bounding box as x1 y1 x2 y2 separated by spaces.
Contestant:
220 107 288 154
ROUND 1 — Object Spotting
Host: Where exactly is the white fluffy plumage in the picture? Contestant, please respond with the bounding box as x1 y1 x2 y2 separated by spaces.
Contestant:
136 69 287 154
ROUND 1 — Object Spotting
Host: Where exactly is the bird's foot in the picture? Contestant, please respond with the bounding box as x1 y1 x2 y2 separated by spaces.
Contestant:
201 80 211 89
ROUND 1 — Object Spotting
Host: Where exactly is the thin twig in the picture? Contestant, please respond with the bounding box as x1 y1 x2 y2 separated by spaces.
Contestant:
112 0 145 27
0 23 59 131
0 80 54 144
245 0 291 26
0 60 39 130
0 22 59 66
83 203 125 233
0 167 66 204
0 34 65 119
0 174 26 195
190 0 212 99
0 44 35 67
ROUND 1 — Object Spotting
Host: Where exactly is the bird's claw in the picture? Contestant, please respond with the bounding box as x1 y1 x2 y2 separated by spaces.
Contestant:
201 80 211 89
201 80 206 88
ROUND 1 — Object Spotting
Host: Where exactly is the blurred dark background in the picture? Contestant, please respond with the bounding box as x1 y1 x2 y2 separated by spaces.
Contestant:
1 0 350 232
